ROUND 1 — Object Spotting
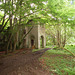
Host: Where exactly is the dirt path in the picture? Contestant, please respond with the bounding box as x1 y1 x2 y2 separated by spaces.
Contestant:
0 48 51 75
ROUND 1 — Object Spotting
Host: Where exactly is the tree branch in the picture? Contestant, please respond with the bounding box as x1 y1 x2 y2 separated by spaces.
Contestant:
19 26 34 47
0 18 10 33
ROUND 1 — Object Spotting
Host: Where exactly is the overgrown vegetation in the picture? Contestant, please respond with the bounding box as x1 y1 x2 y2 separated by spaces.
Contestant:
39 45 75 75
0 0 75 55
32 45 75 75
0 0 75 74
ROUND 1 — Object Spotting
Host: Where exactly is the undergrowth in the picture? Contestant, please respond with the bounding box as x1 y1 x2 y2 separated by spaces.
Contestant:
39 45 75 75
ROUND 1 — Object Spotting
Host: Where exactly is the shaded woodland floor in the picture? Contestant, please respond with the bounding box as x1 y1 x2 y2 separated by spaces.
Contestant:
0 48 51 75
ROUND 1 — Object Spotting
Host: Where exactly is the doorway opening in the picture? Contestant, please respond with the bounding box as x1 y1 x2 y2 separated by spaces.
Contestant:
40 36 44 48
31 35 35 49
31 39 34 47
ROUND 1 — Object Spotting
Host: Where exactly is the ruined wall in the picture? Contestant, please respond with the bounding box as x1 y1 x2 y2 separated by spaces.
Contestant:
28 26 38 48
25 25 46 49
38 25 46 48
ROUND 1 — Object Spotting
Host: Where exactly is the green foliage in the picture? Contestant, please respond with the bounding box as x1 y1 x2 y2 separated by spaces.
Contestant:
0 0 75 53
32 48 44 52
65 45 75 54
48 0 75 18
39 47 75 75
45 45 75 55
64 67 75 75
0 11 3 17
45 49 69 55
32 49 41 52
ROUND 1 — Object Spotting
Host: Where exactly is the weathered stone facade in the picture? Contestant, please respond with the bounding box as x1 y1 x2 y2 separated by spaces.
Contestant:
24 25 46 49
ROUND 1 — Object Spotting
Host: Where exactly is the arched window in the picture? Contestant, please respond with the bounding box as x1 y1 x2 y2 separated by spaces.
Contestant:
40 36 44 48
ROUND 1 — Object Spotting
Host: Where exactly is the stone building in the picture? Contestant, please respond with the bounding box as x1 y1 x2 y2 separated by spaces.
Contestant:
14 18 46 49
0 18 46 52
24 25 46 49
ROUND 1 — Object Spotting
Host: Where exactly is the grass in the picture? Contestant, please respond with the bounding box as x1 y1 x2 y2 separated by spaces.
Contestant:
32 48 44 52
32 45 52 52
39 45 75 75
65 45 75 54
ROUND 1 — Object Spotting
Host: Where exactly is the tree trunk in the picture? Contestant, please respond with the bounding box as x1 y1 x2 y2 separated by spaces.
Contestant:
10 0 14 52
57 30 60 47
53 37 56 45
13 18 18 51
56 25 62 48
13 33 18 51
62 26 66 47
9 15 13 52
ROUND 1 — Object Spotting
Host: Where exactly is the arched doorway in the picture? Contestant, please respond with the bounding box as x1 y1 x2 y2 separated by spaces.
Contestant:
40 36 44 48
30 35 35 49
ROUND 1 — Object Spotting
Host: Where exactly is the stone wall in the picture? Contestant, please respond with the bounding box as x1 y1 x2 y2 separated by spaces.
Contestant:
25 25 46 49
